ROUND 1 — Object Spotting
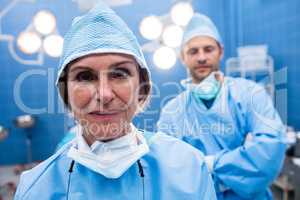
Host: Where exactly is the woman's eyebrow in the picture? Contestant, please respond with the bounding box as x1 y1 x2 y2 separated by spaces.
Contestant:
68 60 138 74
69 66 93 73
110 60 137 68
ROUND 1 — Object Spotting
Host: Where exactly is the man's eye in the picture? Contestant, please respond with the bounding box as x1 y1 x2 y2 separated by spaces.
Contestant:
109 68 131 79
204 47 215 53
75 71 97 81
188 49 198 55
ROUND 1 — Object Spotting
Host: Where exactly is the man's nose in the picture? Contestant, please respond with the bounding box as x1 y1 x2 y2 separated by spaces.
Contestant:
196 51 207 64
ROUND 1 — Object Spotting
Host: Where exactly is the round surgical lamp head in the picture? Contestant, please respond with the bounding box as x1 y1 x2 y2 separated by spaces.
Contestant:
171 2 194 26
162 24 183 48
33 10 57 35
17 31 42 54
0 126 9 141
43 34 64 57
15 115 36 129
139 15 163 40
153 46 177 70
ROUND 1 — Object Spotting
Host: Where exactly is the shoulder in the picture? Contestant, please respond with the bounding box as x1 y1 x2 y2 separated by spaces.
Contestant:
160 91 190 115
15 141 73 199
142 132 212 196
145 132 206 164
226 76 261 90
225 77 267 101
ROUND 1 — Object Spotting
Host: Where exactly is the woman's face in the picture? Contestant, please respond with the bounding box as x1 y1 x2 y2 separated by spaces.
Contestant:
67 53 140 144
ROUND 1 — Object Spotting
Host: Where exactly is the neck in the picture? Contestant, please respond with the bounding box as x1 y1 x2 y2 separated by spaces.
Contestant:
191 70 223 84
192 78 203 84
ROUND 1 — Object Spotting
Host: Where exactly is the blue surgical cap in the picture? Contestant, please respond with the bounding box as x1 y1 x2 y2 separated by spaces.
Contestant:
56 1 149 84
181 13 223 48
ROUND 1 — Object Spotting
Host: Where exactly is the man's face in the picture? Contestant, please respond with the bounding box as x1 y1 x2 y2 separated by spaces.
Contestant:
182 36 223 83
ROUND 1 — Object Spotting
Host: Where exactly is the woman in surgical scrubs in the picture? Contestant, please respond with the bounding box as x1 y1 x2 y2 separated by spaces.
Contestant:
14 2 216 200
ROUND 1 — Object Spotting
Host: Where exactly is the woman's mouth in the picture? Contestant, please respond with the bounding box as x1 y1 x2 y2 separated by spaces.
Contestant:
87 111 121 121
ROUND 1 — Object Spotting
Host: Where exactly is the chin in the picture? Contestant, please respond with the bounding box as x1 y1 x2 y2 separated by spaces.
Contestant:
195 72 211 82
86 121 129 140
89 128 124 141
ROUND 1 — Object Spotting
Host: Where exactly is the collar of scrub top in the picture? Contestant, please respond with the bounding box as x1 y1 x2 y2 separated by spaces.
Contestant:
66 123 147 178
76 123 143 153
181 75 230 112
66 124 147 200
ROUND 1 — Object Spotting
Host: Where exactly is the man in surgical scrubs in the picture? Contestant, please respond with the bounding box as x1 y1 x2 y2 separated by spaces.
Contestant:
14 3 216 200
157 13 286 200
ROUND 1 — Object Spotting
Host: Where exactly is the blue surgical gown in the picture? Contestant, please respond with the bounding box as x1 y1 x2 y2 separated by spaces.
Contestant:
14 132 216 200
157 77 286 200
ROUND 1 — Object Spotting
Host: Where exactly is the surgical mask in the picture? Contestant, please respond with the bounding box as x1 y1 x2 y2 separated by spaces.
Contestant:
67 124 149 179
181 71 222 100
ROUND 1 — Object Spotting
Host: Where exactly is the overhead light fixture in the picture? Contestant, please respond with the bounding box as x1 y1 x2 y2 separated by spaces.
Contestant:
171 2 194 26
139 15 163 40
43 34 64 57
33 10 57 35
162 24 183 48
14 115 36 129
17 31 42 54
140 1 194 70
15 10 63 58
153 46 177 70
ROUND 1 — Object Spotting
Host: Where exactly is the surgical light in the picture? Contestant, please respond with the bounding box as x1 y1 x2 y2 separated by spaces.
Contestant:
33 10 57 35
162 24 183 48
14 115 36 129
17 31 42 54
171 2 194 26
139 15 163 40
43 34 64 57
153 46 177 70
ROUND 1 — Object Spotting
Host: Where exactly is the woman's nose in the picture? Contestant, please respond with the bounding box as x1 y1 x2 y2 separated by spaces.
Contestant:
95 78 115 105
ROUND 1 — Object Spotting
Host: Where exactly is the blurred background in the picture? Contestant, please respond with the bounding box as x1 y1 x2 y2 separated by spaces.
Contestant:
0 0 299 199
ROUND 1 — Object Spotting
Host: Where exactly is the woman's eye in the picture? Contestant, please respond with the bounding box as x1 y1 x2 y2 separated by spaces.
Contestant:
109 68 131 79
75 71 97 81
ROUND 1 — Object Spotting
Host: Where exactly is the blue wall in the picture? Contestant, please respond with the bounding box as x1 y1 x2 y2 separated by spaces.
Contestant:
227 0 299 129
0 0 80 164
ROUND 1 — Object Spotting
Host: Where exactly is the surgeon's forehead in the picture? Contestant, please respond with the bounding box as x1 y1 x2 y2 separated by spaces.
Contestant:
184 36 219 50
68 53 137 70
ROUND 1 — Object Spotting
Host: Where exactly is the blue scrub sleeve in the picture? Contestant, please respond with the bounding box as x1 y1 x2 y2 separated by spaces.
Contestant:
212 86 286 198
